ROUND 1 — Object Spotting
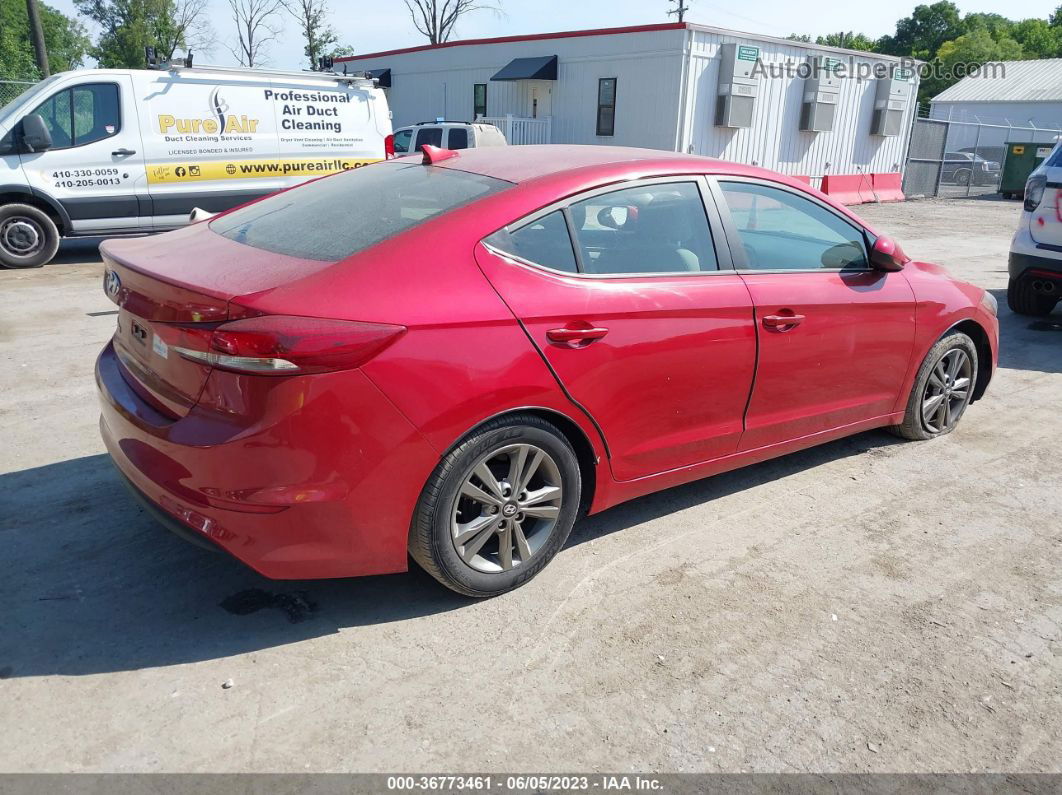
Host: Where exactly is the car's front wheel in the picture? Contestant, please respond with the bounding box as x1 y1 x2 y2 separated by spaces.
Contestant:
410 414 581 597
1008 276 1059 316
890 331 978 441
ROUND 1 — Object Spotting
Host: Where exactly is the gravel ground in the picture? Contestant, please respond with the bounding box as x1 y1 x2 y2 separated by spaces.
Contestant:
0 197 1060 773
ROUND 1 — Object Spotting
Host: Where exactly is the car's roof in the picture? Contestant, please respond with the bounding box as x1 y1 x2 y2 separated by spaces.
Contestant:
430 144 770 184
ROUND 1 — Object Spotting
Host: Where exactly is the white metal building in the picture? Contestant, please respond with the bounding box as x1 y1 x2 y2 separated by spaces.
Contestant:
336 22 920 187
929 59 1062 149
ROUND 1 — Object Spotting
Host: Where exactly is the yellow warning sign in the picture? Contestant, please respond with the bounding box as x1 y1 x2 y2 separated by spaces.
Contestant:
1012 145 1025 155
146 157 380 184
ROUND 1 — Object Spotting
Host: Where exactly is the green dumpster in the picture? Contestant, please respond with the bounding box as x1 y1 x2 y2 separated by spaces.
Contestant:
999 141 1055 199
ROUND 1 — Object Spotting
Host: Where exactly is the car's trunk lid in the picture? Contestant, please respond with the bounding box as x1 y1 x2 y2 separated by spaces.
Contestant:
1030 165 1062 248
101 222 336 418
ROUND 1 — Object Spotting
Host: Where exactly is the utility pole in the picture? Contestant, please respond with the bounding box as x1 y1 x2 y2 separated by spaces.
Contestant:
668 0 690 23
25 0 50 77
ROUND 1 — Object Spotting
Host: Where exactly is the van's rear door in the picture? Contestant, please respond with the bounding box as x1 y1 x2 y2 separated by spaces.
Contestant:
18 73 148 233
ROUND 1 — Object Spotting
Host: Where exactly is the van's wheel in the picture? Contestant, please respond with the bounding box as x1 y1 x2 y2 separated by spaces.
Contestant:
410 414 581 598
0 204 59 269
1008 276 1058 316
890 332 978 441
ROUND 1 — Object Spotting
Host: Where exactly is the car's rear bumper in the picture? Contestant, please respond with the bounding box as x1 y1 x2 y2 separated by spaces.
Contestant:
1009 251 1062 279
96 341 439 580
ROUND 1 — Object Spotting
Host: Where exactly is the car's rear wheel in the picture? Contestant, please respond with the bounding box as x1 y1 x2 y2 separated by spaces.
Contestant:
954 169 971 186
890 332 978 441
410 414 581 597
1007 276 1059 316
0 203 59 269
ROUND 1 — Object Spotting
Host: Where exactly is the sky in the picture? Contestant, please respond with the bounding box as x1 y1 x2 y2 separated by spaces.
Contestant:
48 0 1062 72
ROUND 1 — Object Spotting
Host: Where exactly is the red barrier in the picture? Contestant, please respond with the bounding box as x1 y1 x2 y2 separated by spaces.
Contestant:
820 174 869 205
872 172 905 202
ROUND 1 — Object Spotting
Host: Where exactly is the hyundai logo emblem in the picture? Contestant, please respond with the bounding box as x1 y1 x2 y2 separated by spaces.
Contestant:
104 269 121 298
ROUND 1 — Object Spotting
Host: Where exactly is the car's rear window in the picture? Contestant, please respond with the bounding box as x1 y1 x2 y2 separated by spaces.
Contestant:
210 161 511 261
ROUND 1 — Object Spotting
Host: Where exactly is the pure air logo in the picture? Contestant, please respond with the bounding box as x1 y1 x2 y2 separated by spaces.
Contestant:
157 87 260 135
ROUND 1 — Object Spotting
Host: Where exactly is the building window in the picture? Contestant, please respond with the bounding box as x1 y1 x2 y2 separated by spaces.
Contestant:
596 78 617 137
473 83 487 119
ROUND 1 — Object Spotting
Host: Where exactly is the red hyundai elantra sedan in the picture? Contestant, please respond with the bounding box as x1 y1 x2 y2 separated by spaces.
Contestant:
96 145 999 597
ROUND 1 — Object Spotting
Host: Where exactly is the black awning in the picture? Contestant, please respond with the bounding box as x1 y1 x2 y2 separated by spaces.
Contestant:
367 68 391 88
491 55 558 81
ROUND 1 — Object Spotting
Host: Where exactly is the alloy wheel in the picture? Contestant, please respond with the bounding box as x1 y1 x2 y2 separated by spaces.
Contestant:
921 348 973 434
451 443 563 573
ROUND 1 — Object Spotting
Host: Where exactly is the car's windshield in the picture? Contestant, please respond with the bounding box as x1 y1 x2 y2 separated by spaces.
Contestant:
210 161 512 262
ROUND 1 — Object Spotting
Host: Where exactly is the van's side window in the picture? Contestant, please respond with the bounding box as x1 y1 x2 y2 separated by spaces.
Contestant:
30 83 120 150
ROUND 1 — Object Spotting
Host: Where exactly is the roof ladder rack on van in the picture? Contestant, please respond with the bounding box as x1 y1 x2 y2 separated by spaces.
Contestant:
154 60 377 86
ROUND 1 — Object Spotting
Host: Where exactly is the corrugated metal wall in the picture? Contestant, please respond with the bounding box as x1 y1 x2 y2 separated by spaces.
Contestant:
340 26 917 178
930 101 1062 134
681 30 918 178
342 29 687 151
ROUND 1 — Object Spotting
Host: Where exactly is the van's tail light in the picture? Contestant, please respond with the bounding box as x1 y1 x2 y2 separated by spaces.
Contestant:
384 134 395 159
161 316 406 375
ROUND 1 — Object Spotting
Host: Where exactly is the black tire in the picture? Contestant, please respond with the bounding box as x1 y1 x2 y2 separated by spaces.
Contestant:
890 332 978 441
954 169 971 187
410 414 581 598
1007 277 1058 316
0 203 59 269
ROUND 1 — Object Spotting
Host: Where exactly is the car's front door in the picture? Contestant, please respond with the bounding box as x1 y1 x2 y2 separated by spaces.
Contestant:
19 77 148 233
712 178 916 451
477 178 757 481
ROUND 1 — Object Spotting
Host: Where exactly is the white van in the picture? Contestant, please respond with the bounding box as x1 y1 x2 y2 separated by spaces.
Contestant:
0 64 391 268
389 121 507 156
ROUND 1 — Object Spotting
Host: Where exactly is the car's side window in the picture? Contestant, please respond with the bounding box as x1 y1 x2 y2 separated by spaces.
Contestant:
414 127 443 151
29 83 120 150
392 128 413 153
485 210 578 274
448 128 469 149
719 181 868 271
568 182 718 274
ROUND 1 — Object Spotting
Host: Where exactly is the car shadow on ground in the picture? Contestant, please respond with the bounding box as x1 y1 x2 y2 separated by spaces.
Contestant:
1 428 905 679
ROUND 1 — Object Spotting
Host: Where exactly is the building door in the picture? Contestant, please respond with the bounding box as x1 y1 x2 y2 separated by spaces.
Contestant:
528 83 552 119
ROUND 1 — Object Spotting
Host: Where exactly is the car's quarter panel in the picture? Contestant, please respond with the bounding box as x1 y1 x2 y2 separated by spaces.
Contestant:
476 244 757 481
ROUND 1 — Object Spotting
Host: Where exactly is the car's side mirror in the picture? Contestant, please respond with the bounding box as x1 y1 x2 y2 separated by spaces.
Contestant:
20 114 52 152
869 235 908 272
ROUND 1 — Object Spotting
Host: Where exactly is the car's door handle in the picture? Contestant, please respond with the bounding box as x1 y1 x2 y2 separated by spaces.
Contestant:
112 148 136 156
762 313 805 330
546 326 609 346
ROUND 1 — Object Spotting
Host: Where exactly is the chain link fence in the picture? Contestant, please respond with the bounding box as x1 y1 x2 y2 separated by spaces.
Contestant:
904 112 1062 200
0 79 39 111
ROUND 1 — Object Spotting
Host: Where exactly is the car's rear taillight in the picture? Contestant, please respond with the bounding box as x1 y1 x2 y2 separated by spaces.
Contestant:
384 134 395 159
1025 173 1047 212
159 316 406 375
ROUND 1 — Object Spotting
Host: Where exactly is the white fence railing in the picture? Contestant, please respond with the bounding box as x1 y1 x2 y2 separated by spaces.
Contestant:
477 114 552 145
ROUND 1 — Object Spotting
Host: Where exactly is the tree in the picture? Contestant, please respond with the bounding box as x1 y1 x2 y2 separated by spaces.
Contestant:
227 0 285 67
1011 18 1061 58
785 33 812 43
285 0 337 70
922 27 1024 99
1 0 88 79
816 31 875 51
76 0 208 67
402 0 496 45
877 1 964 58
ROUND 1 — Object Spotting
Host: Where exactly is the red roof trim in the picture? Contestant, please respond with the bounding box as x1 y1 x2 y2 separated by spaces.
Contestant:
334 22 686 62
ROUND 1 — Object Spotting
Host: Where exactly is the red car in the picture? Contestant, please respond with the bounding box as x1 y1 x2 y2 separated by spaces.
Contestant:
96 145 999 597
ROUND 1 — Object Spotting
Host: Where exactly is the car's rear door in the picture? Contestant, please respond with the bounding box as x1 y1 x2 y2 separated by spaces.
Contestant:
476 177 757 481
710 177 916 451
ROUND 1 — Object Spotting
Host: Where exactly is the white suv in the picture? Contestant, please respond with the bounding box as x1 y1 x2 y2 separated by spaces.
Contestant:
1008 143 1062 316
388 121 507 156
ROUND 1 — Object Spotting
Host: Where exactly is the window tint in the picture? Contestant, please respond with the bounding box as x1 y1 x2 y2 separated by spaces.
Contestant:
1045 144 1062 168
596 78 617 137
485 211 577 273
30 83 119 149
570 182 718 274
448 127 469 149
720 181 868 271
414 127 442 151
392 128 412 153
211 161 511 261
